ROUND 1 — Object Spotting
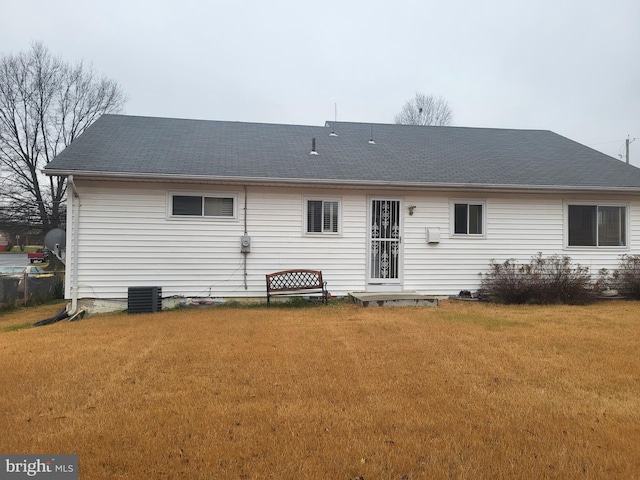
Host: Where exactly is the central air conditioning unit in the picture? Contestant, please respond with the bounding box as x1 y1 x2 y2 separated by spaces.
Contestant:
128 286 162 314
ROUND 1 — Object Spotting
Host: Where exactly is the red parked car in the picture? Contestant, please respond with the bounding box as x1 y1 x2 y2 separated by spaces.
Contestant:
28 248 49 263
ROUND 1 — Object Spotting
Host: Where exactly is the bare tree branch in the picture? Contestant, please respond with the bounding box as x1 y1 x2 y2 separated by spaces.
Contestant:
394 92 453 126
0 42 127 235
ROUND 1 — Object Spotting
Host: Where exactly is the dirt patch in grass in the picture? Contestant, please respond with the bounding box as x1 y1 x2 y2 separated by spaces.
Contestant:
1 300 639 479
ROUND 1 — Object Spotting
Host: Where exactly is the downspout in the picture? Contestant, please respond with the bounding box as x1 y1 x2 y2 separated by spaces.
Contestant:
67 175 80 313
243 185 248 290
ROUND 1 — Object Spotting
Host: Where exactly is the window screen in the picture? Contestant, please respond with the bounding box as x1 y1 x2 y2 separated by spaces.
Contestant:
307 200 339 233
172 195 234 218
568 204 626 247
454 203 483 235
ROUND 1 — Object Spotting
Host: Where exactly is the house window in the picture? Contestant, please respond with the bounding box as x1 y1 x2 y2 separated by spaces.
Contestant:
171 194 235 218
306 199 340 234
453 202 484 236
567 204 626 247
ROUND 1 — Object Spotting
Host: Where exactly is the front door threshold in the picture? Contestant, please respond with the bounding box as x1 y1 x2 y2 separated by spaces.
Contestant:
366 285 403 293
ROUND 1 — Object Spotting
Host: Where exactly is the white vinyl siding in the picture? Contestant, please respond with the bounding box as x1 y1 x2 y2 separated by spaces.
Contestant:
67 180 640 308
69 182 365 302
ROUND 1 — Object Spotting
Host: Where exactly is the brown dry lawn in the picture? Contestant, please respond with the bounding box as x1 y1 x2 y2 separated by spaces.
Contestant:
1 300 639 479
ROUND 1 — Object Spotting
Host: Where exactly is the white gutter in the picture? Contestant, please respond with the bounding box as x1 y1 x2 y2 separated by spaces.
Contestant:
44 169 640 195
67 175 80 314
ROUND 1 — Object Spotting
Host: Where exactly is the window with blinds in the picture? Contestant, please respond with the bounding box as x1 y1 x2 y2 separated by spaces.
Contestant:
306 199 340 234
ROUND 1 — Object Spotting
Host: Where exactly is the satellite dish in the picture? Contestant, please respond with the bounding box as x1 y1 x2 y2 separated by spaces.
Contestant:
44 228 66 262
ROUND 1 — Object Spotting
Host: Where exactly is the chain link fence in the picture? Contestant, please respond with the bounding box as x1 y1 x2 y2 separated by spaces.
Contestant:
0 270 64 310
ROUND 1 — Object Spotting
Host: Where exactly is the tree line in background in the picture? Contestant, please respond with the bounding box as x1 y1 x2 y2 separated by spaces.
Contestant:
394 92 453 127
0 43 126 239
0 42 452 241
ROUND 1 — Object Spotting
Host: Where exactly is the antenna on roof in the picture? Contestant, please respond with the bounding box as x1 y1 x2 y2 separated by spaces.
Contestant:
329 103 338 136
368 124 376 144
625 136 636 164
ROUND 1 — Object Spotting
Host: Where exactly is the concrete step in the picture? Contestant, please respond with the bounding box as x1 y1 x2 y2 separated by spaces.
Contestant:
349 292 438 307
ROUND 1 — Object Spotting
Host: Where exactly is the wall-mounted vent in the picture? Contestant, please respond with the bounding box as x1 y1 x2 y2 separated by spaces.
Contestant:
128 286 162 314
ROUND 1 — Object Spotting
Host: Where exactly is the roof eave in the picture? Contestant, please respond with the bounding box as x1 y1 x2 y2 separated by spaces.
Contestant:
44 169 640 194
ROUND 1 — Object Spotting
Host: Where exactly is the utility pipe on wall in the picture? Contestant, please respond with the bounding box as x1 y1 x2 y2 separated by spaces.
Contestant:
67 175 80 313
243 185 248 290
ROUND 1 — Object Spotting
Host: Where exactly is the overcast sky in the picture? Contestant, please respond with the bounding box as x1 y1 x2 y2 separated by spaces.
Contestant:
2 0 639 165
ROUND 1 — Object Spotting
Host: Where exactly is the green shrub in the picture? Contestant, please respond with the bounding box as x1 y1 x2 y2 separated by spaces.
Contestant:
481 253 596 305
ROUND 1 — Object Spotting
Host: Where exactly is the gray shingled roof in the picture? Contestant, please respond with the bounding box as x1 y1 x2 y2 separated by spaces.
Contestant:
44 114 640 191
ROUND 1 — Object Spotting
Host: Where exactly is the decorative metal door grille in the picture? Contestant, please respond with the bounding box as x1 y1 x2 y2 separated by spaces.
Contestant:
369 199 401 280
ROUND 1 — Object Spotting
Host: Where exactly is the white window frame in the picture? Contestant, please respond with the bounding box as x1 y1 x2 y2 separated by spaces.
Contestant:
167 191 238 220
450 200 486 238
564 201 629 249
303 197 342 235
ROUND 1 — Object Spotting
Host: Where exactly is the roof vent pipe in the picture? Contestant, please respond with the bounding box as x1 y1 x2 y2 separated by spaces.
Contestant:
310 137 318 155
368 124 376 144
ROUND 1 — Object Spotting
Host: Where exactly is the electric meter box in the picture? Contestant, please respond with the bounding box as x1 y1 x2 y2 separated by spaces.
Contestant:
240 235 251 253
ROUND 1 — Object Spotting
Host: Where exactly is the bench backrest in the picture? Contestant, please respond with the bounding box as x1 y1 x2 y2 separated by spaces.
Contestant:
266 269 324 292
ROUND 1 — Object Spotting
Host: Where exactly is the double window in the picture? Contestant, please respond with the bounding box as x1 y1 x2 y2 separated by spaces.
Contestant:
306 199 340 234
452 202 484 236
567 203 627 247
170 193 236 219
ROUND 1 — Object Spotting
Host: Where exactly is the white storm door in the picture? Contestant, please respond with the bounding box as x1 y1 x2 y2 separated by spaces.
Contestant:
368 198 402 284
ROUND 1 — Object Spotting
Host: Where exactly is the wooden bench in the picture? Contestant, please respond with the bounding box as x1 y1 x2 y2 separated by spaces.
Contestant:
265 269 328 306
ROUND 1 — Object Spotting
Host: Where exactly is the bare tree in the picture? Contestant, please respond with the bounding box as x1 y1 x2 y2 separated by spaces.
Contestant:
0 43 126 235
394 92 453 126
